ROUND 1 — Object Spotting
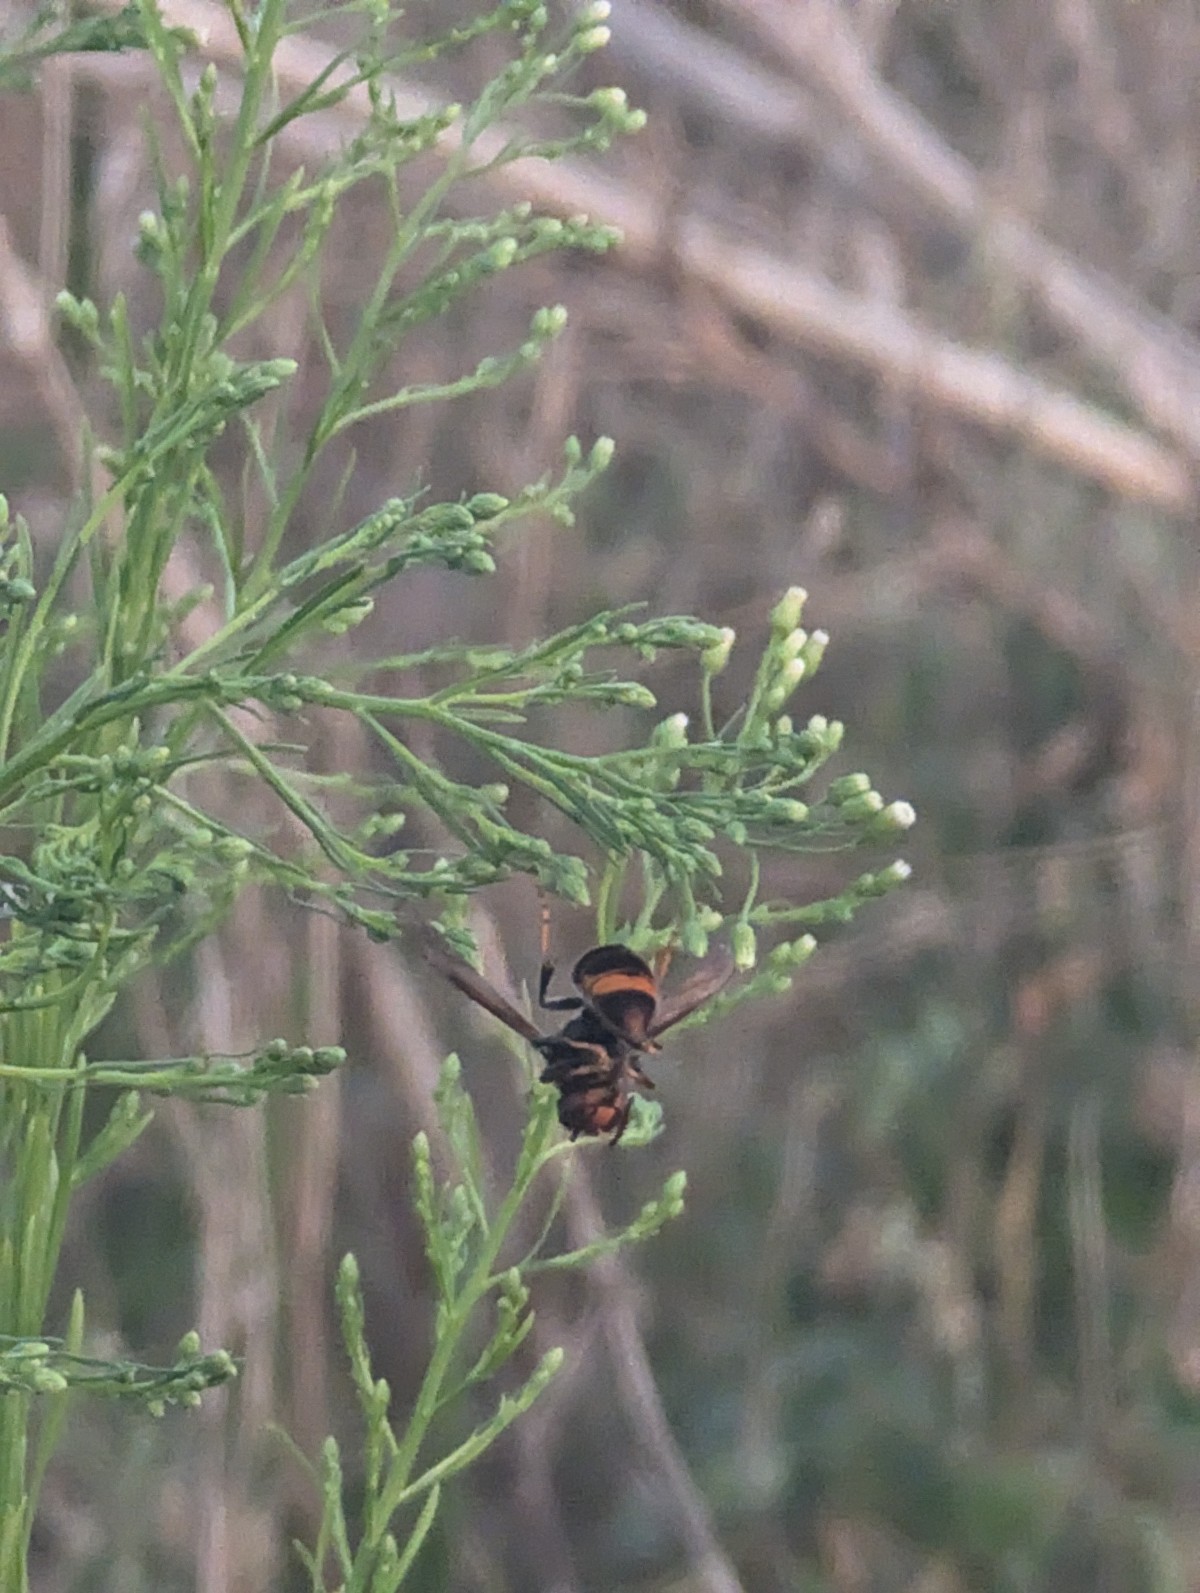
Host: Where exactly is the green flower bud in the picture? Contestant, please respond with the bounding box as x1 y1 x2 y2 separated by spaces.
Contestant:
767 935 817 969
770 586 808 638
214 837 253 864
55 290 100 338
873 800 916 832
591 85 625 113
801 629 829 674
732 921 757 969
838 791 885 821
764 657 806 712
877 859 914 886
532 304 568 338
777 628 807 665
763 799 809 824
487 238 519 270
652 712 689 749
701 626 736 675
433 505 475 531
614 683 656 709
465 492 509 519
826 772 871 803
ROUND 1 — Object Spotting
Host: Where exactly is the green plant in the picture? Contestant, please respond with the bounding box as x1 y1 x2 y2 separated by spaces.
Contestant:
0 1 912 1587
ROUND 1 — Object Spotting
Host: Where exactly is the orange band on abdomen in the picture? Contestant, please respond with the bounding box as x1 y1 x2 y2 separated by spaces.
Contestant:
585 970 657 1002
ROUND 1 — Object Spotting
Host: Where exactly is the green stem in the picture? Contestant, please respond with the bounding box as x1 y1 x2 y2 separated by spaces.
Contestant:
351 1129 557 1586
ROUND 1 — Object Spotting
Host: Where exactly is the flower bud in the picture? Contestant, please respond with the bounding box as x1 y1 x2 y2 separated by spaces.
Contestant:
701 626 736 675
800 629 828 675
732 920 757 969
770 586 808 638
838 791 885 821
777 628 808 665
652 712 689 749
764 657 806 712
827 772 871 803
877 859 914 886
872 801 916 833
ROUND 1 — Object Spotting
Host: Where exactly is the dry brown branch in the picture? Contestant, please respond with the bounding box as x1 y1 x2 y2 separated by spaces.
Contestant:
565 1174 750 1593
0 213 91 485
133 930 286 1593
603 0 825 149
74 0 1193 511
721 0 1200 464
280 901 344 1497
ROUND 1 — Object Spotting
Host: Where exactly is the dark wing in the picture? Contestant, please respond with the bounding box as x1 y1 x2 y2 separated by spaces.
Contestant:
422 938 544 1044
649 947 735 1037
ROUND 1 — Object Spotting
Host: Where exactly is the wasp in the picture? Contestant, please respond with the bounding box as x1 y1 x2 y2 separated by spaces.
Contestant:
424 924 733 1143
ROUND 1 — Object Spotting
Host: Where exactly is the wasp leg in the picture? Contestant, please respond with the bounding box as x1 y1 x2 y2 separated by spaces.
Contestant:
607 1095 634 1145
537 906 584 1013
537 963 584 1014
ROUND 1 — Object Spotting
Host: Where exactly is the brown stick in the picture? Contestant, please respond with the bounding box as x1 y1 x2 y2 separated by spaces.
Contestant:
70 0 1193 511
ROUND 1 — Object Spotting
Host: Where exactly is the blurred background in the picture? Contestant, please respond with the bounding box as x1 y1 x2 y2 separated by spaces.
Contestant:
3 0 1200 1588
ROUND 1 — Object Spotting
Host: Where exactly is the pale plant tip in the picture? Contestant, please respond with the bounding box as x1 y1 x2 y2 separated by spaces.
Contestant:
778 627 808 663
701 626 735 674
771 585 809 635
883 801 916 830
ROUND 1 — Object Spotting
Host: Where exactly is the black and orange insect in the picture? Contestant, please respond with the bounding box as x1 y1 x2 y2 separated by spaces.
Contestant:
424 922 733 1143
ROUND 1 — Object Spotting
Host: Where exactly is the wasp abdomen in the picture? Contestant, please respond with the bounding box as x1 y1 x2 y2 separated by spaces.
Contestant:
572 944 658 1041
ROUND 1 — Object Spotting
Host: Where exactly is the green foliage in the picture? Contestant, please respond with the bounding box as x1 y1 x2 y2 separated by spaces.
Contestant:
290 1059 690 1591
0 1 911 1588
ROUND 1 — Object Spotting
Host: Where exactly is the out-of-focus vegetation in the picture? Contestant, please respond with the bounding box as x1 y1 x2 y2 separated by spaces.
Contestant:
1 0 1198 1589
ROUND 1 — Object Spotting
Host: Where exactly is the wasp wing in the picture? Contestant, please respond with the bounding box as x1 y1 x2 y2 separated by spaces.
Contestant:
422 938 545 1044
649 947 735 1037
